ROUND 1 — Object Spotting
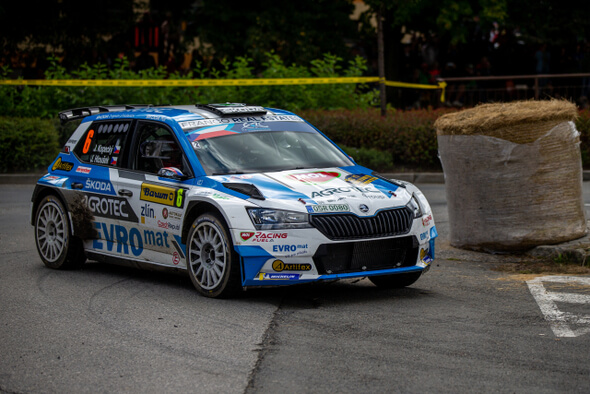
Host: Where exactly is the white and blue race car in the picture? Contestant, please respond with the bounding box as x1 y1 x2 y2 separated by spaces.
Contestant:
31 103 437 298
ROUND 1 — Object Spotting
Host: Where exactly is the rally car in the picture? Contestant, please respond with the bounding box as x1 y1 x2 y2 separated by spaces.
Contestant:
31 103 437 298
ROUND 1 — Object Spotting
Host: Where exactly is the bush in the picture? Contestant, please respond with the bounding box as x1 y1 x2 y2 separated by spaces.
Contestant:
301 107 456 171
0 53 378 119
3 107 589 174
308 107 590 171
0 117 60 172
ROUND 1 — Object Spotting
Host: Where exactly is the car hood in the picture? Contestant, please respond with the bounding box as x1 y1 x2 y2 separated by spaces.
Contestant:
213 167 413 217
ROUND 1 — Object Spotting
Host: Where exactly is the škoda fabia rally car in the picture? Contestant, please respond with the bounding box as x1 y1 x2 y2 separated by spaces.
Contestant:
31 103 437 298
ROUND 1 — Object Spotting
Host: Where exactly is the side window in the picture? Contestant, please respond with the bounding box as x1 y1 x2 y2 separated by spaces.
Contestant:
133 122 186 175
74 121 131 166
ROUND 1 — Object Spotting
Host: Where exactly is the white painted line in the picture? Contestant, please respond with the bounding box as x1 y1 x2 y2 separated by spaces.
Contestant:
527 276 590 338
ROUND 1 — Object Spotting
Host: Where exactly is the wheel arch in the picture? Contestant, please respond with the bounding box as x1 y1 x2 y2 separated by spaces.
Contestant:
181 200 232 245
31 185 70 228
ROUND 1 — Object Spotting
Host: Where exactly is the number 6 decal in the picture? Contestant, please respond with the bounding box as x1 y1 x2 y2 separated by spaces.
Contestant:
82 129 94 154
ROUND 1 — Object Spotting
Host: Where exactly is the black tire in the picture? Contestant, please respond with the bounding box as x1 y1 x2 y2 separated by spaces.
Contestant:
186 212 241 298
369 272 422 289
34 195 86 269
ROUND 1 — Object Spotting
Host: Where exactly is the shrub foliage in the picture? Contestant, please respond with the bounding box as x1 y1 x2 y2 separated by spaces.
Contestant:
0 117 59 172
2 55 590 173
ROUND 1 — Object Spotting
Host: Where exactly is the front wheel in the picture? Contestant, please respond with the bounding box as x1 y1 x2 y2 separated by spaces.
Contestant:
34 195 86 269
186 213 241 298
369 272 422 289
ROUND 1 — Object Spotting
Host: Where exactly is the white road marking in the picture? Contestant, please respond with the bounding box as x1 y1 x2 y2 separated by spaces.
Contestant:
527 276 590 338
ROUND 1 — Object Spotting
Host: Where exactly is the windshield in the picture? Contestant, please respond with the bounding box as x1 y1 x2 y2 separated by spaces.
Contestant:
188 127 353 175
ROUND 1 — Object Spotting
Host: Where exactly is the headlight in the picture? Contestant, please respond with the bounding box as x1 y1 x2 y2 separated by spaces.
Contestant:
247 208 312 230
406 194 423 218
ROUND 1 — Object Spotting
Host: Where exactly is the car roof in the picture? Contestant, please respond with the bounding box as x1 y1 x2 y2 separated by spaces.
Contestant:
58 103 296 125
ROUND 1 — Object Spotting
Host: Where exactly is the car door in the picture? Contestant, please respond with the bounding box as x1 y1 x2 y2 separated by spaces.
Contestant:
115 120 192 268
71 119 140 258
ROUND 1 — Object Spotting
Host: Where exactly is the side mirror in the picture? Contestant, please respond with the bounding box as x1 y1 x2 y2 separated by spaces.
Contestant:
158 167 188 180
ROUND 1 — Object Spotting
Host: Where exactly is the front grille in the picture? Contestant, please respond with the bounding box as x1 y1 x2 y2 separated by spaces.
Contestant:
313 236 418 275
309 207 413 240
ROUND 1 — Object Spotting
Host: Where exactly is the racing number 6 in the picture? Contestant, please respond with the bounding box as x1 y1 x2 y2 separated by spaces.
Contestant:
176 189 184 208
82 129 94 154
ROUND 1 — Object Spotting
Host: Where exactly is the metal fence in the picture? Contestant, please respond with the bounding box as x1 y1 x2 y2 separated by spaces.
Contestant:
437 73 590 108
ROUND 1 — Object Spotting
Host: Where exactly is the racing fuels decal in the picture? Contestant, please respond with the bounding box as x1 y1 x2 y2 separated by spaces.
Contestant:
84 192 139 222
240 232 288 242
271 259 311 272
52 157 74 172
140 183 185 208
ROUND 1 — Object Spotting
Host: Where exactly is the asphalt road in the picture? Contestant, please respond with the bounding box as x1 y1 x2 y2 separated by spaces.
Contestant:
1 183 589 393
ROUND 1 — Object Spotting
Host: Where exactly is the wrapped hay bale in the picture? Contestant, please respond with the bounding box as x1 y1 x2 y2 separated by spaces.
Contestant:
435 100 586 252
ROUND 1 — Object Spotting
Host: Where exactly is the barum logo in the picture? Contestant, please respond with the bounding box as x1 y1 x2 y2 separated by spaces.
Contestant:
287 171 340 184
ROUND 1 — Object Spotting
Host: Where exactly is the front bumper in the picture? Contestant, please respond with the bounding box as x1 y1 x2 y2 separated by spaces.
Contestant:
236 226 437 288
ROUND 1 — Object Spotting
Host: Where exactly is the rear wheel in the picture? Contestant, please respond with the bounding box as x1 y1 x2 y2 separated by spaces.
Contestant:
186 213 241 298
34 195 86 269
369 272 422 289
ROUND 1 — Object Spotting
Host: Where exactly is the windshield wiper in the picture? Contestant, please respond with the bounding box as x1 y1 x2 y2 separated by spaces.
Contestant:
211 170 247 176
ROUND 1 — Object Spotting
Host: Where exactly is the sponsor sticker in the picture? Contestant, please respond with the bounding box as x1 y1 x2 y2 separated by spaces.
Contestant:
259 273 300 280
93 221 171 256
180 115 303 129
42 175 67 186
140 183 185 208
420 248 432 265
162 207 182 221
84 179 113 194
240 232 255 241
76 166 92 174
84 193 139 222
422 214 433 226
271 259 312 272
51 157 74 172
287 171 340 184
345 174 378 185
240 232 288 243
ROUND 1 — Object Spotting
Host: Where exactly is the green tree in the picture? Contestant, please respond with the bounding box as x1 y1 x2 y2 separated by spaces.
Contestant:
0 0 136 71
191 0 358 69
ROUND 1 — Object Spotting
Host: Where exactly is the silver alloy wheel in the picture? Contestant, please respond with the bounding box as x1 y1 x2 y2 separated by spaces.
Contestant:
36 201 67 263
189 220 227 290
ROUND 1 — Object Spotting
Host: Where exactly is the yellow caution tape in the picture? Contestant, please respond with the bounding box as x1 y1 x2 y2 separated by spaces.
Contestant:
0 77 379 87
384 79 447 102
0 77 446 101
